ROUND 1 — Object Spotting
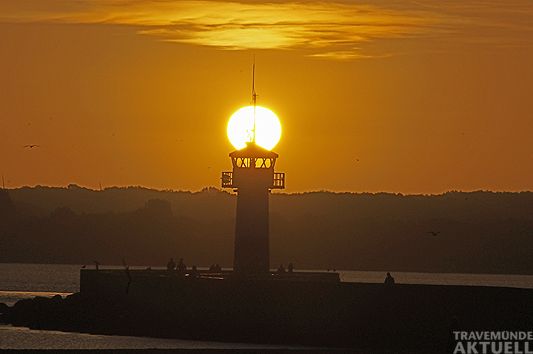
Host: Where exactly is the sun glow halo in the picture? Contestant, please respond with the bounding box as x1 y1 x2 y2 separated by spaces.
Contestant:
227 106 281 150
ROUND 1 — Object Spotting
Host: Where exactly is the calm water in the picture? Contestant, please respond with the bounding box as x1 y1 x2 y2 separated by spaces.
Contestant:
1 263 533 349
0 325 310 350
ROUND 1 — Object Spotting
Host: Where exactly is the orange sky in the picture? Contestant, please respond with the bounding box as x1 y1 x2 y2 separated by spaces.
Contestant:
0 0 532 194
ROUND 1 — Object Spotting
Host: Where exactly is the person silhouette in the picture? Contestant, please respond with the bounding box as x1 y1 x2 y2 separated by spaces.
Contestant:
177 258 187 274
384 272 395 286
288 262 294 273
277 264 286 274
190 265 199 278
166 257 176 271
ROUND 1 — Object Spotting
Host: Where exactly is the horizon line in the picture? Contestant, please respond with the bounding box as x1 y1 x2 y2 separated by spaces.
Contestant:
3 183 533 197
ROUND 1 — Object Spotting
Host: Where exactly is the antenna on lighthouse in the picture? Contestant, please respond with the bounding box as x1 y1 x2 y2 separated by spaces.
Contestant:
251 56 258 143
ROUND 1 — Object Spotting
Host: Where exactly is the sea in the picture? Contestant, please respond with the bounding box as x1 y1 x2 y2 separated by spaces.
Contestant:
1 263 533 350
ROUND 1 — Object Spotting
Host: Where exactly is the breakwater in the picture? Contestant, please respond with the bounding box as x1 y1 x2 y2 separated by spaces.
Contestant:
1 269 532 352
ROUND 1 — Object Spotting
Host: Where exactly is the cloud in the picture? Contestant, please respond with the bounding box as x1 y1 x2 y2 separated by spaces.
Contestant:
1 0 532 60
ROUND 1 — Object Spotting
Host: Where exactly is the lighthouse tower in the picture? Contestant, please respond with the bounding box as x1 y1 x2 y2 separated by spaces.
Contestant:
221 65 285 275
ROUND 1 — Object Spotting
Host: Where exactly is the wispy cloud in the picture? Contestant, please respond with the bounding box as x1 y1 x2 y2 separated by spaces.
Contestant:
1 0 532 60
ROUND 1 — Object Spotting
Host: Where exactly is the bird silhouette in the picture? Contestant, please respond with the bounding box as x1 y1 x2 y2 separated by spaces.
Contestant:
427 231 441 237
24 144 40 149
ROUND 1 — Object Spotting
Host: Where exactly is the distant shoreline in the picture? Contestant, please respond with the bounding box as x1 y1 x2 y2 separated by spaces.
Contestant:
3 187 533 275
4 183 533 195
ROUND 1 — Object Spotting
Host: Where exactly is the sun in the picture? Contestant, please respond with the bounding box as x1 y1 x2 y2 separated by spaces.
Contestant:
227 106 281 150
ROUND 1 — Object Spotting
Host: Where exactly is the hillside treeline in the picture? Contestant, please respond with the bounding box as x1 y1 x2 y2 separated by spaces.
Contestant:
1 185 533 274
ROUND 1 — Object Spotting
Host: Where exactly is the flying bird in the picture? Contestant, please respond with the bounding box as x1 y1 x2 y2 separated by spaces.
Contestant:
427 231 441 237
24 144 40 149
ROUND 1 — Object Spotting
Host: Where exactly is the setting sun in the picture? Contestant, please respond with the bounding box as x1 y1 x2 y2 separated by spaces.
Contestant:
227 106 281 150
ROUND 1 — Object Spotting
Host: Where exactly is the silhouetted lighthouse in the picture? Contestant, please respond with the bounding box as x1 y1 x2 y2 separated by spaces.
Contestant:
221 64 285 275
222 143 284 274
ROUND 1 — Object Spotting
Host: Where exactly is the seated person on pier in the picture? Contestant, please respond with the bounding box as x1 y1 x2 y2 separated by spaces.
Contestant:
277 264 286 274
190 265 199 278
177 258 187 274
209 263 222 273
384 272 395 286
166 258 176 271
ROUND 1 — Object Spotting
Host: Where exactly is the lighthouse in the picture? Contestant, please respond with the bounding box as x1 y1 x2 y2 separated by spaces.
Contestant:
221 64 285 275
